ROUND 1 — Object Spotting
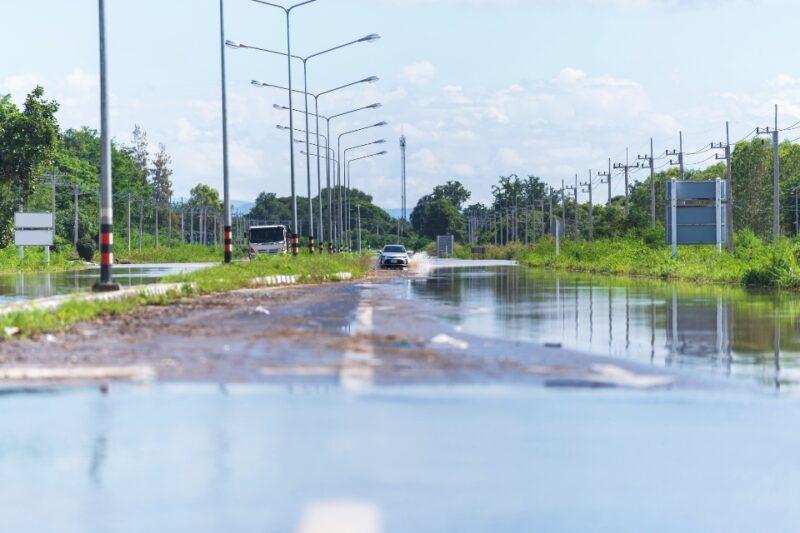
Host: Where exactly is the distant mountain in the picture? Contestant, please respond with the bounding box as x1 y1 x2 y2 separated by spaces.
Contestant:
231 200 255 213
383 208 405 220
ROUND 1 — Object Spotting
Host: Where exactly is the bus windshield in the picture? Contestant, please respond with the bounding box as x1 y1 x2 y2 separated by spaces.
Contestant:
250 227 285 244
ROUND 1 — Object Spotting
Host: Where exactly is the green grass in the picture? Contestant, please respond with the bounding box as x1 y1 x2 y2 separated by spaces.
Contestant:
165 253 371 293
0 243 85 273
110 243 239 264
0 253 371 339
455 231 800 289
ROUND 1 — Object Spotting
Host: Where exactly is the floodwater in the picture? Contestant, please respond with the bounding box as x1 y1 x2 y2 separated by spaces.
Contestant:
7 263 800 531
3 384 800 533
410 265 800 389
0 263 211 304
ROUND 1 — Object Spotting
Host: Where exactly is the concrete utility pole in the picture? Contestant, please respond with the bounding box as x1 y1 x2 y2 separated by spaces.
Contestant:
219 0 233 263
357 204 362 253
598 158 612 206
712 121 734 252
580 170 593 239
757 105 781 239
571 174 579 240
666 131 685 181
138 200 144 251
73 183 79 246
548 187 554 233
561 180 567 237
399 134 407 240
614 148 640 216
94 0 118 291
127 194 132 253
638 138 656 226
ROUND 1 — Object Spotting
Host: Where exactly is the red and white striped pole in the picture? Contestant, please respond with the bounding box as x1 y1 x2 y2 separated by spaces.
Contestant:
94 0 119 292
220 0 233 264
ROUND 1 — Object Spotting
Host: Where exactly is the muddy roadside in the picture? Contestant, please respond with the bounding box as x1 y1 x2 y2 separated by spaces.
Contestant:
0 261 726 391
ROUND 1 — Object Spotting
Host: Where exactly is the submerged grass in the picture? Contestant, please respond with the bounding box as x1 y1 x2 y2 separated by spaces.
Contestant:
456 230 800 289
0 254 370 339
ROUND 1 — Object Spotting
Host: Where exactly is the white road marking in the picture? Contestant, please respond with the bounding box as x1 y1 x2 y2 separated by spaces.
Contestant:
430 333 469 350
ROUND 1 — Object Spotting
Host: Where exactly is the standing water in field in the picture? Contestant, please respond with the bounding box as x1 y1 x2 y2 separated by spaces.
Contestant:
408 264 800 389
0 263 210 305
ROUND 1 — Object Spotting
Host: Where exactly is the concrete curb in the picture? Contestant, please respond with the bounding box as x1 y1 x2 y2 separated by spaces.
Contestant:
250 275 300 286
0 282 191 317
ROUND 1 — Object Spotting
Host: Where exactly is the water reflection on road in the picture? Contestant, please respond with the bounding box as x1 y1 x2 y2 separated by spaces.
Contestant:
410 266 800 388
0 263 210 304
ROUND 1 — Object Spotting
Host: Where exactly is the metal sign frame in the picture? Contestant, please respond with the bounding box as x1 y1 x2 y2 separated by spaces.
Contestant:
665 179 727 257
14 211 55 261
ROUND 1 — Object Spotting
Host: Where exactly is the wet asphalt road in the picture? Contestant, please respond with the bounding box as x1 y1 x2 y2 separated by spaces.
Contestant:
0 261 717 390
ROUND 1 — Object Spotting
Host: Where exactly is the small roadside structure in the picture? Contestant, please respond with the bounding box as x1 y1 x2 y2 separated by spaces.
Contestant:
436 235 455 258
14 212 54 262
665 179 727 258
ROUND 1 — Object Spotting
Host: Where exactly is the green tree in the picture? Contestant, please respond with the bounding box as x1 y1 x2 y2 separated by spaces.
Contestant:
0 87 60 244
188 184 222 210
432 180 471 210
151 143 173 203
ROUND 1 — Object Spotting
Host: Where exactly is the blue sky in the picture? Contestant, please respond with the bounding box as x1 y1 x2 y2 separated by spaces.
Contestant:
2 0 799 208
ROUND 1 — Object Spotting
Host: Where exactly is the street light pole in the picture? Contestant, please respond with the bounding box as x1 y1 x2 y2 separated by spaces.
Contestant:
94 0 119 292
345 150 389 251
252 0 319 255
337 122 388 251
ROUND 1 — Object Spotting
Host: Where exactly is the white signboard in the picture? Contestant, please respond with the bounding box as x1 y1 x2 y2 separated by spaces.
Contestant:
15 230 54 246
15 212 54 229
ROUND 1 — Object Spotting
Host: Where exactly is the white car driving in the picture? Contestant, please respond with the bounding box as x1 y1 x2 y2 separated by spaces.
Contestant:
379 245 410 269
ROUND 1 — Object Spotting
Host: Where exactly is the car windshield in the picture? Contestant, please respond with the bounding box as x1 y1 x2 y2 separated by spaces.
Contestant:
383 246 406 254
250 227 285 244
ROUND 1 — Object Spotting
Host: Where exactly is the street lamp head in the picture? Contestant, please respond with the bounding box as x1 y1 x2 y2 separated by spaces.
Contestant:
367 103 382 109
273 103 288 110
251 80 265 87
225 40 244 48
276 125 289 130
378 151 388 155
374 121 388 127
362 76 380 84
374 139 387 144
359 34 381 43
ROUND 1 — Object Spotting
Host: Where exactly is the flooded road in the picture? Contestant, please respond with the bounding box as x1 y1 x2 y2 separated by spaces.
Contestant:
0 263 211 304
5 261 800 531
3 384 800 533
410 265 800 389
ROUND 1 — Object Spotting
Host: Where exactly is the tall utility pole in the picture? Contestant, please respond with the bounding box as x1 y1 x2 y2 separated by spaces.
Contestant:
712 121 734 253
580 170 593 239
638 138 656 226
548 186 554 233
73 183 80 246
399 134 407 241
561 180 566 236
666 131 685 181
614 148 640 215
598 158 612 206
94 0 118 291
757 105 780 239
357 204 362 253
219 0 232 263
571 174 579 240
127 194 132 253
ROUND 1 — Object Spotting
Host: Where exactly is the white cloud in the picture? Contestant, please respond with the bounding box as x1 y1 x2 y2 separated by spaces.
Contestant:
400 61 437 86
